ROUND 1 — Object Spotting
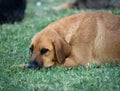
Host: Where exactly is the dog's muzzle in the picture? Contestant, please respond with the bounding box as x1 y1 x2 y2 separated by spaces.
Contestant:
27 61 53 70
27 61 41 69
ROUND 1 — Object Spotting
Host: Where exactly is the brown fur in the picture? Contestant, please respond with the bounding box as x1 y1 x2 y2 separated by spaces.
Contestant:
29 11 120 68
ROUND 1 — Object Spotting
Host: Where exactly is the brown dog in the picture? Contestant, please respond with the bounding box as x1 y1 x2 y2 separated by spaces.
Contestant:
28 11 120 69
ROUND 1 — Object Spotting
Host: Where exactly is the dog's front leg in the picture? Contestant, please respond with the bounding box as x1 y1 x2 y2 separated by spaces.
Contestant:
62 57 78 67
62 46 93 68
62 56 91 68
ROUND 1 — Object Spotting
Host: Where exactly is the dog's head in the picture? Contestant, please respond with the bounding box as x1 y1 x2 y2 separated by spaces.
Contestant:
28 29 71 69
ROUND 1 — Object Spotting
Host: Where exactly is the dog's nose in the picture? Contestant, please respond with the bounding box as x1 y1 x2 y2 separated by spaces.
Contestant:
27 61 38 68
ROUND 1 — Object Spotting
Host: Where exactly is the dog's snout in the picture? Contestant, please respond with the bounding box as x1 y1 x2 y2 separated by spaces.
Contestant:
27 61 38 68
27 61 44 69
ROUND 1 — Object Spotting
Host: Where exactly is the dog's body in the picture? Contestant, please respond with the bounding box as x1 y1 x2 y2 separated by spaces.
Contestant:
28 11 120 68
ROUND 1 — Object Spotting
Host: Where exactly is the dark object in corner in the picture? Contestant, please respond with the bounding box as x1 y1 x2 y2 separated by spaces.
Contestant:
0 0 26 24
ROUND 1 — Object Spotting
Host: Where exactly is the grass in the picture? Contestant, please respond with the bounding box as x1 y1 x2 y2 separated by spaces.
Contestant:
0 0 120 91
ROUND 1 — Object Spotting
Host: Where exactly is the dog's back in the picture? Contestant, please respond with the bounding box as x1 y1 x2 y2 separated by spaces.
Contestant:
93 12 120 63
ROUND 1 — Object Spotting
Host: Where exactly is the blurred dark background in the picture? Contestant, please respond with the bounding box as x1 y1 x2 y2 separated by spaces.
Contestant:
0 0 120 24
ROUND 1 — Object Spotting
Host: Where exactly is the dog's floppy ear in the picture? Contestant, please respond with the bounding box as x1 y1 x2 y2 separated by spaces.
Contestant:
53 36 71 64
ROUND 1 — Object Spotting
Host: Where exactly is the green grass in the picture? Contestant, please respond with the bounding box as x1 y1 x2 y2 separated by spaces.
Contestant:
0 0 120 91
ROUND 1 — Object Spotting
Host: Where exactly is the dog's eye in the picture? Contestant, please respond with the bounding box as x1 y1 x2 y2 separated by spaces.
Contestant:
40 48 49 55
30 45 34 53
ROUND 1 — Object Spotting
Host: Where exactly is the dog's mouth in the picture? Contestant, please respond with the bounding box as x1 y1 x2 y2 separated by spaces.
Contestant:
27 61 52 70
27 61 42 69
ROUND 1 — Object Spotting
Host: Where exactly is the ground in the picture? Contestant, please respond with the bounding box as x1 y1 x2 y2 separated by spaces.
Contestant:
0 0 120 91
